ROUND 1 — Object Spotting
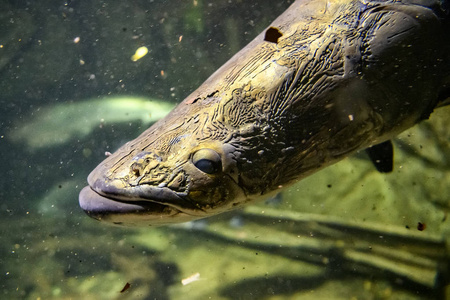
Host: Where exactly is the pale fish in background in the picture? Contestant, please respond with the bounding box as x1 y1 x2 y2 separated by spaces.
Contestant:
9 97 174 150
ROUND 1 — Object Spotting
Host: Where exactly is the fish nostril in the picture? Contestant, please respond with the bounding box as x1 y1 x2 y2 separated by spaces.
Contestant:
130 163 142 177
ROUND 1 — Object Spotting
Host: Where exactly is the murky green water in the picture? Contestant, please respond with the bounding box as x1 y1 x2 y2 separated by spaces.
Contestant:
1 1 449 299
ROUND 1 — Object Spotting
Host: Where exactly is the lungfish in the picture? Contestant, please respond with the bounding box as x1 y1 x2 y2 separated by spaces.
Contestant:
79 0 450 225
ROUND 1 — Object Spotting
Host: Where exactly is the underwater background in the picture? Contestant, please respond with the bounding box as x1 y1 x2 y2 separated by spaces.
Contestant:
1 0 449 299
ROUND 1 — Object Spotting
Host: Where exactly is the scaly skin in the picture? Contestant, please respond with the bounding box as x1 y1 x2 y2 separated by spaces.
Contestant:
79 0 450 226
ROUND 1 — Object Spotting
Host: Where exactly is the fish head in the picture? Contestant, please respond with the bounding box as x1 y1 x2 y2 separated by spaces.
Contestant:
79 99 250 226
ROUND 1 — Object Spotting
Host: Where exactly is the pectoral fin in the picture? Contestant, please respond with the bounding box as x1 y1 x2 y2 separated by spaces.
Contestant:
365 140 394 173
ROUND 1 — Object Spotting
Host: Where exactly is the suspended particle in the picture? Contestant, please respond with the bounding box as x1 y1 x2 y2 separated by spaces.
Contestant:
131 46 149 61
120 282 131 293
181 272 201 285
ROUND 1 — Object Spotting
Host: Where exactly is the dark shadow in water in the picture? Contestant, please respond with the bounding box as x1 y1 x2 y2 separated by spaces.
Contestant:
219 266 445 300
220 274 325 300
182 226 446 300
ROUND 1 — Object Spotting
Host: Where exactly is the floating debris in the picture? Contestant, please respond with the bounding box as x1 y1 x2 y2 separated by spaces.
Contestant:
119 282 131 293
131 46 148 61
417 222 426 231
181 272 201 285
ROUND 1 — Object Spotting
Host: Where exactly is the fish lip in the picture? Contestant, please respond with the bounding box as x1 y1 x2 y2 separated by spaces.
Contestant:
87 176 202 212
79 186 200 226
78 185 163 214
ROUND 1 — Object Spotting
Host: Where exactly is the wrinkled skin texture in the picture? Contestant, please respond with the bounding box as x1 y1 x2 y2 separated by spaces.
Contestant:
79 0 450 226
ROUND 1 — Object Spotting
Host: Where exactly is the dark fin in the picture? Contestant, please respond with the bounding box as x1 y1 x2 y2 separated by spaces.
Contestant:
365 140 394 173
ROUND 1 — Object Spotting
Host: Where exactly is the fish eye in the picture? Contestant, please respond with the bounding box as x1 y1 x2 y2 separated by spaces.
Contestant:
192 148 222 174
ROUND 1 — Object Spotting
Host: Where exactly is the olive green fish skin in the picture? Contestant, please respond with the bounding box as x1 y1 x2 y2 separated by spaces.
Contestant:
79 0 450 226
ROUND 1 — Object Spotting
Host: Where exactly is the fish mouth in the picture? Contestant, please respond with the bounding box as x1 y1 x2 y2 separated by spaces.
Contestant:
78 179 204 226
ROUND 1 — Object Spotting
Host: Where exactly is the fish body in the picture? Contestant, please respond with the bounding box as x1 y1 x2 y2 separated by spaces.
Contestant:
79 0 450 226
